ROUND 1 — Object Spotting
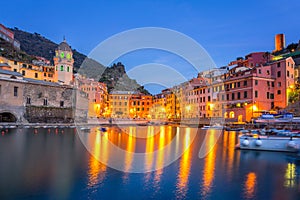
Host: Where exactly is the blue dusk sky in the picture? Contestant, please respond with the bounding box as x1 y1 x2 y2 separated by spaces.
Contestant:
1 0 300 93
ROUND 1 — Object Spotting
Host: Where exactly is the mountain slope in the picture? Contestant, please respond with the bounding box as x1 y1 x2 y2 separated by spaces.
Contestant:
12 28 86 71
6 27 150 94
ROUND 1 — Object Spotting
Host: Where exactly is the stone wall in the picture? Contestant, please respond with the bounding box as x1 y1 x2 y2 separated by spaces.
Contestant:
0 75 89 123
25 106 73 123
0 78 26 122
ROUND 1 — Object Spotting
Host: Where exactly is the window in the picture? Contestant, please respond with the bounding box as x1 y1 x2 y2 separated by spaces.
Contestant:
35 73 38 78
60 65 64 71
125 102 127 106
277 63 280 68
278 82 281 87
255 91 258 98
119 102 121 106
267 70 270 75
272 82 274 87
267 81 270 87
277 90 281 95
22 70 25 76
14 69 17 72
244 91 247 98
44 73 47 77
277 71 281 77
227 94 229 100
14 86 18 97
237 82 240 87
60 101 64 107
255 80 258 85
56 66 58 71
244 80 247 86
232 93 235 100
208 96 211 102
26 97 31 104
222 95 224 101
267 92 270 99
237 92 241 99
43 98 48 106
14 61 17 65
287 71 290 77
203 97 205 102
270 93 274 99
258 69 261 74
67 66 70 72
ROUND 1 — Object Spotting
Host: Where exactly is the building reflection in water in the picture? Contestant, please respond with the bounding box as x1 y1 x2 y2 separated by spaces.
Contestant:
284 163 296 188
201 131 217 197
243 172 257 199
176 127 192 199
221 131 238 182
87 128 107 188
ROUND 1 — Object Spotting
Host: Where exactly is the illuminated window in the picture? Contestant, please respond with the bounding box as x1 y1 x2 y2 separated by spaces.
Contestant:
224 112 228 118
230 111 235 118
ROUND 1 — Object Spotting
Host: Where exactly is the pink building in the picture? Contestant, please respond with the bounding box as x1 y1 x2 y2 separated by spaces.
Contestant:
224 57 294 122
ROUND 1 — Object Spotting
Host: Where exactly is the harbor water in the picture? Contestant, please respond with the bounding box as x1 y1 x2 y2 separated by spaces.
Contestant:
0 126 299 199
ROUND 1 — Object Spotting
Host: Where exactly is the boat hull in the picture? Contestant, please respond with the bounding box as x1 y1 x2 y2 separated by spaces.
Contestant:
239 135 300 153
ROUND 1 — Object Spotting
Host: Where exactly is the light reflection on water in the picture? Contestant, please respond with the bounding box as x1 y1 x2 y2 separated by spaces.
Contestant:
0 126 299 199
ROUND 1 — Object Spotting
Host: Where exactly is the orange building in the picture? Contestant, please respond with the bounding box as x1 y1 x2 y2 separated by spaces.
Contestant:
129 94 152 119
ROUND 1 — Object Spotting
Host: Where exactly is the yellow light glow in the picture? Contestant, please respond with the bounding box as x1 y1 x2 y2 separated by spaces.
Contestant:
252 105 258 112
186 105 191 111
284 163 296 188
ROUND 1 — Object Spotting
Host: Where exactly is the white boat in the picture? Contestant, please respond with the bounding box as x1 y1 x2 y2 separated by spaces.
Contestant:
238 135 300 152
80 127 90 131
201 125 223 130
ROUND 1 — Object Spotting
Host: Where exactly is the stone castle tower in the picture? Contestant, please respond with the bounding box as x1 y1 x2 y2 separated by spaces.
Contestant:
53 38 74 85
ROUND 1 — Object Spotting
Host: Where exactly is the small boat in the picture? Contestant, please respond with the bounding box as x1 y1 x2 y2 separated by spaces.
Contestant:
99 127 107 132
238 134 300 152
239 129 249 134
80 127 90 131
201 125 223 130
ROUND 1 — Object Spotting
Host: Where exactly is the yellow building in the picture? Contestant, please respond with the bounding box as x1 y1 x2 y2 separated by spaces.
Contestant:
152 93 166 119
0 56 55 82
109 91 133 118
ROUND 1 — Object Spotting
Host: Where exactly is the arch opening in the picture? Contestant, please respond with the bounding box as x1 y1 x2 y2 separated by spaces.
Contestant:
0 112 17 122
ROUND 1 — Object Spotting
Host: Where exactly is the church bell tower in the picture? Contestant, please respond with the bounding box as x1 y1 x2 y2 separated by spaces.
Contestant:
53 37 74 85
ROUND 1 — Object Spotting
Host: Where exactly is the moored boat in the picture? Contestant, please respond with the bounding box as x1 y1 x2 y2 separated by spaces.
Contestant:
201 124 223 130
238 134 300 152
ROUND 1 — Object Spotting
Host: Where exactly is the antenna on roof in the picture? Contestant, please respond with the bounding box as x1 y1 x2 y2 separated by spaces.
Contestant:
63 35 66 42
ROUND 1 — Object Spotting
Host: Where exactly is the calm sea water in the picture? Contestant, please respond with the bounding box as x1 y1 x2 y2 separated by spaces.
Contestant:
0 126 299 200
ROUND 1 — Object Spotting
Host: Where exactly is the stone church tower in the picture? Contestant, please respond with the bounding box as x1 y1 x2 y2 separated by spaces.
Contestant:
53 38 74 85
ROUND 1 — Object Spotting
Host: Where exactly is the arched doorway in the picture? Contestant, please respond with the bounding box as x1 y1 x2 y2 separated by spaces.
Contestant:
0 112 17 122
